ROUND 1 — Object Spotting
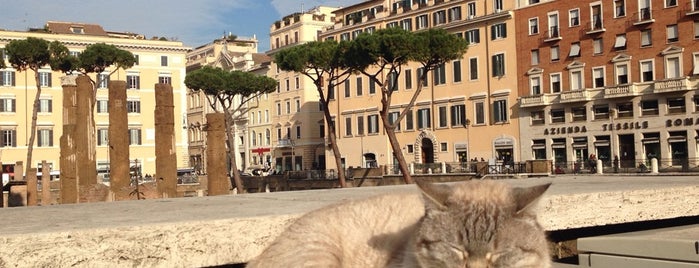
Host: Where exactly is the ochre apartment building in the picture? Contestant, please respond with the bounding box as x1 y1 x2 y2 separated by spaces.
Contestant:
320 0 521 171
0 21 190 179
515 0 699 169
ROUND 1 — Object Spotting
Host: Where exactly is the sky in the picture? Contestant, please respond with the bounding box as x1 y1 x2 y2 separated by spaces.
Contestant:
0 0 360 52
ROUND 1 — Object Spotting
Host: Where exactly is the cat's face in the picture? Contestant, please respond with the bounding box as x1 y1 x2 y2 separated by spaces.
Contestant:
413 180 551 268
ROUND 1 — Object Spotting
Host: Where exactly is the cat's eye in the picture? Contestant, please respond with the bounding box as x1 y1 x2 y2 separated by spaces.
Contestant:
448 244 468 260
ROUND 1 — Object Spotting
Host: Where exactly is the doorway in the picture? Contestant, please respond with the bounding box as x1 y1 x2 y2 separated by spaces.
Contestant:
421 138 434 163
618 134 636 168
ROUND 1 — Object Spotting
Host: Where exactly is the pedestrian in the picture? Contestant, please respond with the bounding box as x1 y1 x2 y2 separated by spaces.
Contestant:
613 155 619 173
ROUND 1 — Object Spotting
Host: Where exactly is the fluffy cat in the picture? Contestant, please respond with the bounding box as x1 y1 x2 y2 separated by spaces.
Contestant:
247 180 552 268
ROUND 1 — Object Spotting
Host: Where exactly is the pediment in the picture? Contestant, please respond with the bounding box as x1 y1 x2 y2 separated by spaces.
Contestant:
661 45 683 55
566 61 585 70
526 67 544 75
611 53 632 63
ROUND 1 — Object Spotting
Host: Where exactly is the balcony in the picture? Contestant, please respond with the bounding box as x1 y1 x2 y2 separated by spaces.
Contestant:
560 89 591 103
520 94 550 108
277 138 294 148
604 83 639 98
544 26 562 42
653 77 690 94
633 8 654 25
686 1 699 15
585 18 605 34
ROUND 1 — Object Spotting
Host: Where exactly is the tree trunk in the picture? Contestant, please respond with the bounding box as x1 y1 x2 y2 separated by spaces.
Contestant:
224 110 244 193
380 110 413 184
25 71 42 176
317 86 346 187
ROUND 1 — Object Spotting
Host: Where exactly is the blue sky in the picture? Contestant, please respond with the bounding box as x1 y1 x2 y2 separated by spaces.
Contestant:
0 0 359 52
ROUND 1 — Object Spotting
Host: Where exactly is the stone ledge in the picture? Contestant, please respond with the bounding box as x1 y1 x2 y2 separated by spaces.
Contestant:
0 176 697 267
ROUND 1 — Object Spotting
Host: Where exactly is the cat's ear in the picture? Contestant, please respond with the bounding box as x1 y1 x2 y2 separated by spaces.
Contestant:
512 183 551 214
416 180 450 210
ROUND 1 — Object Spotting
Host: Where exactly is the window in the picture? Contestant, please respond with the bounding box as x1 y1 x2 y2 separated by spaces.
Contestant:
550 73 561 93
417 67 428 86
128 128 142 145
467 2 476 18
0 98 15 112
345 117 352 136
1 70 15 86
39 72 51 87
616 64 629 84
531 111 544 125
491 23 507 40
551 46 560 61
405 70 413 89
1 129 17 147
417 108 431 129
451 104 466 126
666 56 681 79
368 114 379 134
640 60 654 82
453 61 462 83
593 67 605 88
641 100 659 116
388 71 399 90
160 56 168 66
594 105 609 120
448 6 462 22
492 53 505 77
640 29 652 47
548 13 559 38
614 34 627 50
694 95 699 112
572 106 587 121
433 64 446 85
475 102 485 124
286 101 291 114
356 77 363 96
591 4 603 29
614 0 626 17
295 99 301 112
551 109 565 123
570 70 583 90
531 49 540 65
569 42 581 57
617 102 633 118
530 76 541 95
38 98 52 113
286 79 290 91
440 142 448 152
158 76 171 85
126 74 140 89
667 24 679 43
344 80 351 97
433 10 446 25
37 129 53 147
569 9 580 26
529 18 539 34
667 97 686 114
97 128 108 146
389 112 400 130
97 100 108 113
494 0 503 12
276 103 281 115
401 19 412 31
406 110 414 130
127 100 141 113
357 116 364 135
97 73 109 88
665 0 677 7
416 15 429 29
438 106 447 128
466 29 480 44
694 53 699 75
695 21 699 39
529 0 540 4
593 38 603 54
295 77 300 89
493 99 507 123
328 84 335 99
469 58 478 80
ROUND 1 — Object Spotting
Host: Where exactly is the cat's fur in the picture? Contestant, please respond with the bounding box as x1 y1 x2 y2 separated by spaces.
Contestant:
247 180 552 268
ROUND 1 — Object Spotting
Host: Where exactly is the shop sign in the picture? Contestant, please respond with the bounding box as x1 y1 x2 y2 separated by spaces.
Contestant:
544 126 587 135
665 117 699 127
602 121 648 131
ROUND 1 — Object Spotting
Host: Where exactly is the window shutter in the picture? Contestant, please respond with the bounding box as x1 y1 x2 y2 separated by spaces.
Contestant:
491 25 496 40
49 130 54 147
502 24 507 37
11 72 15 86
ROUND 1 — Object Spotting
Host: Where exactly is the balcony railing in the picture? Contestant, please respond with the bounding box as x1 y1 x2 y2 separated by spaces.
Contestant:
520 94 550 107
544 26 562 42
653 77 690 93
586 18 605 34
604 83 639 98
277 138 294 147
560 89 591 103
686 1 699 15
633 8 654 25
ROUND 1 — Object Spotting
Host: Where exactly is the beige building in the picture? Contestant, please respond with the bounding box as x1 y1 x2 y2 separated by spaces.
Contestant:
185 35 269 174
0 21 190 178
319 0 521 171
265 6 338 173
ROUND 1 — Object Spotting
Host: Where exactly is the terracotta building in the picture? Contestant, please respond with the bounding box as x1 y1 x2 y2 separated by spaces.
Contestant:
319 0 521 171
0 21 190 180
515 0 699 169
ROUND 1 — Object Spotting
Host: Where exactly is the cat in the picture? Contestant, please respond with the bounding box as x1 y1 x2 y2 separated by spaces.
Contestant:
246 180 552 268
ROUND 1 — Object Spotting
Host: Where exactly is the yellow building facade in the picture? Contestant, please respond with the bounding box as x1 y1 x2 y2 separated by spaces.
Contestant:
0 22 190 179
320 0 521 171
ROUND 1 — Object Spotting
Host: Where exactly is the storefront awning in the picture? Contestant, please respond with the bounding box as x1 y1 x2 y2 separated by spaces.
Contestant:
642 137 659 144
531 144 545 150
551 142 566 149
668 136 687 143
594 141 610 146
572 142 587 148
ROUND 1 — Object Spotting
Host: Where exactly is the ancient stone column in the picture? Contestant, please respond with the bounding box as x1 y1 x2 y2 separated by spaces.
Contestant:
26 168 37 206
155 83 177 198
108 80 130 200
75 76 97 187
41 160 51 206
206 113 230 196
13 161 23 181
60 75 79 204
